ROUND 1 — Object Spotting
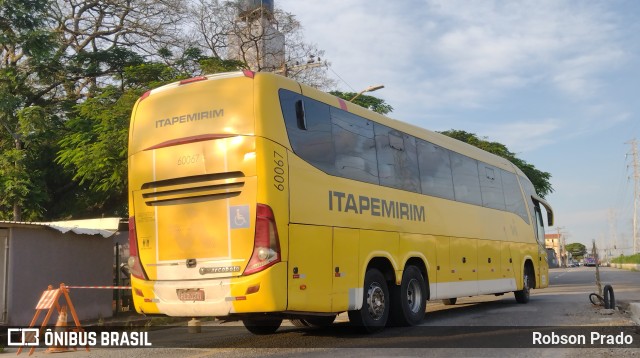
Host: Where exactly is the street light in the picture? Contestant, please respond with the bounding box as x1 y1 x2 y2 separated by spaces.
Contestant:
349 84 384 102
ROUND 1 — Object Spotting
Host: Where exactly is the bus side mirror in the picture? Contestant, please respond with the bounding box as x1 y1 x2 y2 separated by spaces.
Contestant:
295 100 307 130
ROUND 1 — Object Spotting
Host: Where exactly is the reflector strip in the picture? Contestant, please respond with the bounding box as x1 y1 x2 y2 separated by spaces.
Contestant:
35 289 59 310
64 285 132 289
242 69 255 78
338 98 348 111
139 91 151 101
179 76 207 85
144 134 235 151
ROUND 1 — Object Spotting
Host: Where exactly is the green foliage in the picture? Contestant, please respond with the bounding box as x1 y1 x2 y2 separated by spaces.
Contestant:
565 243 587 259
158 46 246 77
439 130 554 198
56 61 180 217
56 87 141 216
0 0 59 220
329 91 394 115
199 58 247 74
0 0 49 49
124 63 180 90
611 254 640 264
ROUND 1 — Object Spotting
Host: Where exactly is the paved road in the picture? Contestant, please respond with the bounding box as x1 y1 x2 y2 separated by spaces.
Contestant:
10 267 640 357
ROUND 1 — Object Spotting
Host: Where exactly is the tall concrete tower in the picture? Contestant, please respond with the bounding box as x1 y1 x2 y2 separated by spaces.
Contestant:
228 0 285 72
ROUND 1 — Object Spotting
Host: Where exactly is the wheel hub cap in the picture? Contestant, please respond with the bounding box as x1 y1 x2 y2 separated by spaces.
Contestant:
367 282 385 320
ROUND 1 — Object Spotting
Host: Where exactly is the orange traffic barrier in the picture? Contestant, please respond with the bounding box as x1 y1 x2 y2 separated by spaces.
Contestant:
16 283 89 356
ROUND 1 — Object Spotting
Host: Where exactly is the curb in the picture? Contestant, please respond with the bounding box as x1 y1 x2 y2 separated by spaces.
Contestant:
630 302 640 326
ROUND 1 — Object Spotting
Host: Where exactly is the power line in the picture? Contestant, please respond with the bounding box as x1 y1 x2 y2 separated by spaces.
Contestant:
327 66 356 93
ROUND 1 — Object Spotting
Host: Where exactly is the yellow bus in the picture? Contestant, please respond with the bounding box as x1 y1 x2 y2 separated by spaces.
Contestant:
127 70 554 334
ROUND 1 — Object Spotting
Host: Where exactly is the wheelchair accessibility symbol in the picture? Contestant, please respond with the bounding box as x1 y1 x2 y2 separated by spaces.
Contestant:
230 205 250 229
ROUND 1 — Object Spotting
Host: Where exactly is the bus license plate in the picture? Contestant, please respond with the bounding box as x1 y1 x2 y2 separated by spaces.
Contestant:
177 289 205 301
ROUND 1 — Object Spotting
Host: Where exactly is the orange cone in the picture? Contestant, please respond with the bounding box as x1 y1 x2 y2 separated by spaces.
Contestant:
46 306 70 353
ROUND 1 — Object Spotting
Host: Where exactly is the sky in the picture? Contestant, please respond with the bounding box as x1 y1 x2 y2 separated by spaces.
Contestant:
277 0 640 255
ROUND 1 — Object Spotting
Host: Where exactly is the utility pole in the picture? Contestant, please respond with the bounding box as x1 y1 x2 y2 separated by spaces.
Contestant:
555 226 566 267
628 139 639 254
277 61 324 78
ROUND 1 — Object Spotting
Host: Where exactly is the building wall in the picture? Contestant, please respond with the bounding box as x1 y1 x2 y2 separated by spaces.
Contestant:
545 236 561 266
6 227 112 326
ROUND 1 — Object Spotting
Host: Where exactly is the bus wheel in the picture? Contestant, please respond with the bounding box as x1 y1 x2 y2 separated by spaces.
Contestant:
242 317 283 335
348 268 389 333
390 266 427 326
514 266 532 304
442 298 457 305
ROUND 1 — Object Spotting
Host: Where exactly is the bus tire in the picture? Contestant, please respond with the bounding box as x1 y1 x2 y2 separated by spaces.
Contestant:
348 268 389 333
514 265 532 304
242 317 283 335
389 266 427 326
442 298 457 305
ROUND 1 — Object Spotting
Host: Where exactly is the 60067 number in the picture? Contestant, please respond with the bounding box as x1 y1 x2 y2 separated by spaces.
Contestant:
273 151 286 191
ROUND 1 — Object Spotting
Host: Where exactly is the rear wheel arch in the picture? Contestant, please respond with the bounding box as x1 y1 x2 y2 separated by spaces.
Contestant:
514 259 536 304
523 259 536 288
404 257 430 300
367 256 396 286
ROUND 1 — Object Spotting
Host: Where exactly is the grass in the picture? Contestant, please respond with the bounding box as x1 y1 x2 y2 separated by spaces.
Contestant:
611 253 640 264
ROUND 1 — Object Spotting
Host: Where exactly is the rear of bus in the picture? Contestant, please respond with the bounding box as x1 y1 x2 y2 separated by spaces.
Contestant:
127 71 289 319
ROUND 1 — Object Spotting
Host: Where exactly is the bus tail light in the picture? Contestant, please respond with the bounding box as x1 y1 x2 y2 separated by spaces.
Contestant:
244 204 281 275
127 217 148 280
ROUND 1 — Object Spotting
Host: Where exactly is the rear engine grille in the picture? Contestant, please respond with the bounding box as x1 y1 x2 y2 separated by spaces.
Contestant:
141 171 245 206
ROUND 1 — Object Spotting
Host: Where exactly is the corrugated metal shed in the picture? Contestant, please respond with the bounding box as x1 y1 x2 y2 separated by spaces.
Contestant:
0 217 120 238
0 218 119 325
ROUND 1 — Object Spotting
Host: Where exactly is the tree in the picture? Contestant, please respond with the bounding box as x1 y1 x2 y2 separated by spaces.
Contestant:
329 91 394 115
0 0 58 220
565 243 587 260
0 0 348 220
439 130 553 198
56 60 183 217
1 0 192 220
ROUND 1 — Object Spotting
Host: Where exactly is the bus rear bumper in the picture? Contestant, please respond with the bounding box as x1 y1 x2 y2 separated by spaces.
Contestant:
130 262 287 317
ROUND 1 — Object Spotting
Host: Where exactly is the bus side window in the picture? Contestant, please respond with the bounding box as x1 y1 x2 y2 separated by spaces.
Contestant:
450 152 482 206
534 204 546 243
479 164 506 210
374 123 420 193
279 89 335 172
417 140 455 200
330 107 379 184
501 170 529 223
